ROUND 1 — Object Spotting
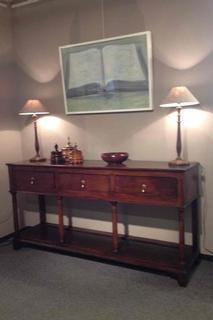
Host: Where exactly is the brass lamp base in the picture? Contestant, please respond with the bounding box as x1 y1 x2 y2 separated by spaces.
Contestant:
169 158 190 166
30 155 46 162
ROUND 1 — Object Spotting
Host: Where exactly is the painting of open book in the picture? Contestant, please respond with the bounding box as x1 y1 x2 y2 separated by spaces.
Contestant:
59 31 153 115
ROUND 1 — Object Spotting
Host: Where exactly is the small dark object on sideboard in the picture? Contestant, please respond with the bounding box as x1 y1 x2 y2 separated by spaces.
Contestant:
101 152 129 164
51 144 65 165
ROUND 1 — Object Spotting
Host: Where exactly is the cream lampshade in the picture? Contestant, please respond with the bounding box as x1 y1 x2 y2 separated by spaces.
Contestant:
19 99 49 162
160 86 199 166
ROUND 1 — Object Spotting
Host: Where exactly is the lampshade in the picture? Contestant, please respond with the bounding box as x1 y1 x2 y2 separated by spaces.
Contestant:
19 99 49 115
160 86 199 108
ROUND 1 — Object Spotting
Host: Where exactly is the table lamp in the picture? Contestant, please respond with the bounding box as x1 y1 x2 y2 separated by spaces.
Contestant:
160 86 199 166
19 99 49 162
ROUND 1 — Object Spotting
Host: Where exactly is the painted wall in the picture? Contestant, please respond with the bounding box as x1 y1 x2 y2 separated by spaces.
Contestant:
0 6 22 237
10 0 213 254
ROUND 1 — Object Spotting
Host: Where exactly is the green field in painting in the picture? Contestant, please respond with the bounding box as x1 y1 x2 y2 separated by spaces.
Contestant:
66 91 150 114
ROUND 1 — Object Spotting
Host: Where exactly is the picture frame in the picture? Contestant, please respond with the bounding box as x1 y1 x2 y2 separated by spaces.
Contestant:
59 31 153 115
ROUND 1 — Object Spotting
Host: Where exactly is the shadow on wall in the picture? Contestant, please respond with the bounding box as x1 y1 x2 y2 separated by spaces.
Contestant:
136 0 213 69
21 193 192 236
13 0 146 115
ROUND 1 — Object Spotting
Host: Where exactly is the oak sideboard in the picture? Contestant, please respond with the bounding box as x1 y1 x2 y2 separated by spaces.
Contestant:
7 160 200 286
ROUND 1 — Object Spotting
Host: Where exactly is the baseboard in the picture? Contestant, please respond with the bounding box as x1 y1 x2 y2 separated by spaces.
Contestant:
201 253 213 262
0 233 14 243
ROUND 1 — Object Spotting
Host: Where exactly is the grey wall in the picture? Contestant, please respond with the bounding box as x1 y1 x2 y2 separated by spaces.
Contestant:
0 6 22 236
4 0 213 253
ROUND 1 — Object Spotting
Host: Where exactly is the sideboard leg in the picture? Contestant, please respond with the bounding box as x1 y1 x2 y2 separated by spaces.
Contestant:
10 191 22 250
57 196 64 244
177 272 188 287
13 239 22 250
10 191 19 235
111 201 118 252
178 207 185 267
177 207 188 287
191 199 200 254
38 194 46 225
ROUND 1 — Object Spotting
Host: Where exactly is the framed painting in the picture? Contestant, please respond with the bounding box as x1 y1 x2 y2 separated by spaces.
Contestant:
59 31 153 115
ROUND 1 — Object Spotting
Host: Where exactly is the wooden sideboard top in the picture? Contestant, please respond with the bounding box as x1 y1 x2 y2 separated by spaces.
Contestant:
7 160 198 172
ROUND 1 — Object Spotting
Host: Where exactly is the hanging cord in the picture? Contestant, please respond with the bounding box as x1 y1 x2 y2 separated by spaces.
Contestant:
101 0 105 39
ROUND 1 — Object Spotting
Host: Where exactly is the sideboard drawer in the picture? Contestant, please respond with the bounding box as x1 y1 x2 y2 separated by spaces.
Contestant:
58 173 110 193
114 176 178 202
14 169 56 193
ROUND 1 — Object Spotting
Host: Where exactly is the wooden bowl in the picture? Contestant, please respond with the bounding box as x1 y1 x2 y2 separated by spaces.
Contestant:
101 152 129 164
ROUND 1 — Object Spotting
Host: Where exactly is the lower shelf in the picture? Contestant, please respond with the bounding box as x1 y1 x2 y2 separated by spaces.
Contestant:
14 223 199 278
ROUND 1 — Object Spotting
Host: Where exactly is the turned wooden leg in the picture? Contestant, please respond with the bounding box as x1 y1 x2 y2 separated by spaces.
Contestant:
57 196 64 244
177 272 189 287
111 201 118 252
10 191 19 234
38 194 46 225
10 191 22 250
191 199 200 253
178 207 185 265
177 207 187 285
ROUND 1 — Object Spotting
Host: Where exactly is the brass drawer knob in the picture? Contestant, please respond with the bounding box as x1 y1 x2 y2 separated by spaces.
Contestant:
141 183 147 193
30 177 35 185
81 179 86 189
